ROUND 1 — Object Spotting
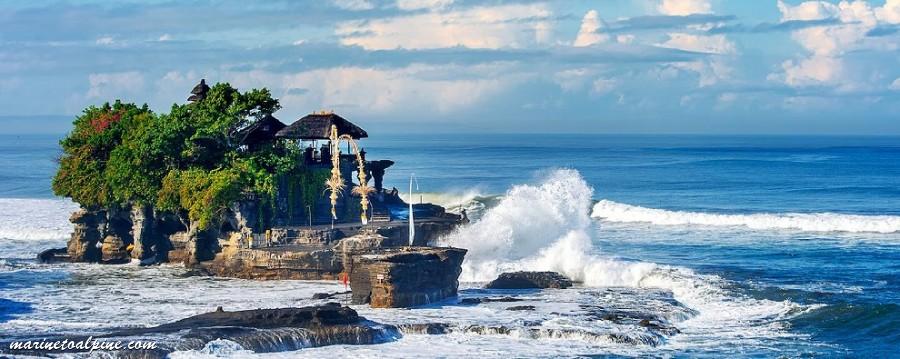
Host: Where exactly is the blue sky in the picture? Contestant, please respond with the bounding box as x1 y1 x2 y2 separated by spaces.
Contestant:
0 0 898 134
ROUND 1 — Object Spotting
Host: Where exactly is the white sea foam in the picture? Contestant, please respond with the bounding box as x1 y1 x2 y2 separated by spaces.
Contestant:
169 339 254 359
440 169 810 346
0 198 77 240
592 199 900 233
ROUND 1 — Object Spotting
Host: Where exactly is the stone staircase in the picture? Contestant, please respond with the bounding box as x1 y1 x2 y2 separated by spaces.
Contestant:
370 206 390 222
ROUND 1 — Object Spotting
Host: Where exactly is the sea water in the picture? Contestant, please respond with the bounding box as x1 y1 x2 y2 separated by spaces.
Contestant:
1 133 898 358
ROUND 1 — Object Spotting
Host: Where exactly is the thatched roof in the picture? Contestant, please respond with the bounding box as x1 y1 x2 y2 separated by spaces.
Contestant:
275 113 368 140
235 113 286 146
188 79 210 102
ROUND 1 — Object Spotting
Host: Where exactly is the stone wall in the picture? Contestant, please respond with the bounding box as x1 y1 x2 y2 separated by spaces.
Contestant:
204 241 343 280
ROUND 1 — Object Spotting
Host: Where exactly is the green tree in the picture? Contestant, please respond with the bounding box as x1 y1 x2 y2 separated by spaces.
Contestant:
54 82 298 230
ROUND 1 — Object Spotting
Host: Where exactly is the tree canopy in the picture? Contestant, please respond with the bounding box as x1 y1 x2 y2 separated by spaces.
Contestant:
53 83 301 230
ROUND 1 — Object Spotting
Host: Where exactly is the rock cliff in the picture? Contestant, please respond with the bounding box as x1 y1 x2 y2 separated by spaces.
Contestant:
349 247 467 308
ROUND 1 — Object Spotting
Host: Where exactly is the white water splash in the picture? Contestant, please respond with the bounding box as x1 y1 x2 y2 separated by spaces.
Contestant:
440 169 811 347
169 339 254 358
0 198 77 240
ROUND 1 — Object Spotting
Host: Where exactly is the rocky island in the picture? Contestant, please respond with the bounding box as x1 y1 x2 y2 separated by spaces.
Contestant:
43 80 466 308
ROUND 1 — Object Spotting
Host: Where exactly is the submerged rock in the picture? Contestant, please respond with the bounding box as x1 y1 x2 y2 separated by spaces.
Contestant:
506 305 536 311
36 247 69 263
485 271 573 289
349 247 466 308
312 291 351 300
458 296 525 305
397 323 451 335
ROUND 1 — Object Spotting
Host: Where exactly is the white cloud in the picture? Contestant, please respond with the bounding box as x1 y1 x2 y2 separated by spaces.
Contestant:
777 0 838 21
659 33 735 55
282 63 523 114
87 72 144 99
396 0 453 11
890 78 900 90
774 0 899 88
781 56 843 87
877 0 900 23
337 3 551 49
658 0 711 16
777 1 891 56
333 0 374 11
573 10 610 47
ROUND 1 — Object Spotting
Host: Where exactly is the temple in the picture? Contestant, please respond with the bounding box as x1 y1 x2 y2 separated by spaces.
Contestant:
224 110 456 234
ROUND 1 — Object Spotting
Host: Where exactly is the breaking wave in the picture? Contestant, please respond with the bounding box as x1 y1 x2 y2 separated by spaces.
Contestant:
0 198 76 240
440 169 811 344
592 200 900 233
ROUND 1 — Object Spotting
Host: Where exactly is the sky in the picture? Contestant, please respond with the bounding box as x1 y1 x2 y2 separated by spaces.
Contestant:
0 0 898 135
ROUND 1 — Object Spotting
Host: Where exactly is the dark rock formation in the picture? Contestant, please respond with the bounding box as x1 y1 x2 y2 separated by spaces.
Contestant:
118 303 360 335
349 247 466 308
37 247 69 263
458 296 524 305
396 323 451 335
506 305 536 311
3 304 398 358
99 206 134 263
312 291 351 300
485 271 573 289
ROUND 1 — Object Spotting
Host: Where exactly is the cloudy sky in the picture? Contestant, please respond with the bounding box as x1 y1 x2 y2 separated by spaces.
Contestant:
1 0 898 134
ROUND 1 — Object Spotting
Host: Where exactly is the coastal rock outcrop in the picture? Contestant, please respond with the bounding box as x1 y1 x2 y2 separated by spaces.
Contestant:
67 209 104 262
2 303 398 358
204 244 343 280
485 271 573 289
349 247 466 308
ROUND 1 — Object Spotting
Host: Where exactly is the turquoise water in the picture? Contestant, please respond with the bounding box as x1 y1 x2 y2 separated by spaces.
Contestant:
1 133 899 357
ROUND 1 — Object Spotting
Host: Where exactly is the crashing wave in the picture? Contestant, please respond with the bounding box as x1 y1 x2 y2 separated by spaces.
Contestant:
0 198 77 240
439 169 810 345
592 200 900 233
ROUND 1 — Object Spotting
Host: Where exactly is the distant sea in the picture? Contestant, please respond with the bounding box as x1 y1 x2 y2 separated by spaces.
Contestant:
1 133 898 358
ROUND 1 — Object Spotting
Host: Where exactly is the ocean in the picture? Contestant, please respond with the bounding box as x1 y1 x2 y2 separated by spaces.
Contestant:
1 133 898 358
